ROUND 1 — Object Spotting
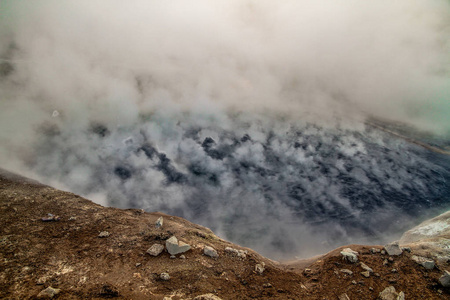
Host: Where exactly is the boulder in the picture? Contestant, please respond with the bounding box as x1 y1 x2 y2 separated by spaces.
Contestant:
384 241 402 256
341 248 358 263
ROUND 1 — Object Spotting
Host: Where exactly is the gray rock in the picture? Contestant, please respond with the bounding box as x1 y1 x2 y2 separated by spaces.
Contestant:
341 248 358 263
439 270 450 287
378 286 404 300
98 231 110 238
360 262 373 273
370 248 381 254
340 269 353 275
384 241 403 256
155 216 163 228
170 255 176 259
37 286 60 298
255 263 265 274
204 246 219 258
146 244 164 256
381 250 386 255
411 255 435 270
166 236 191 255
338 293 350 300
224 247 247 259
160 272 170 281
180 255 186 259
193 294 223 300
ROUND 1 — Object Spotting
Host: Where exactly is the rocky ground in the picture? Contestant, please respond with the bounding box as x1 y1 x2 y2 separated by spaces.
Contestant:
0 168 449 299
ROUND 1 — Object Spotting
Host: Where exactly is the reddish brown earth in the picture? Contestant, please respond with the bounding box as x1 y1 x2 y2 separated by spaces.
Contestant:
0 169 448 299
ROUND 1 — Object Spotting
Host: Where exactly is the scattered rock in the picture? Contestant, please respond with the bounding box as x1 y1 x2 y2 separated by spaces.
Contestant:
263 283 272 288
41 213 60 222
146 244 164 256
193 294 223 300
439 270 450 287
370 248 381 254
224 247 247 259
155 216 163 228
160 272 170 281
340 269 353 275
388 257 394 262
135 263 141 267
204 246 219 258
98 231 110 238
180 255 186 259
384 241 402 256
341 248 358 263
360 262 373 273
170 255 176 259
378 286 404 300
166 236 191 255
37 286 60 298
411 255 435 270
361 271 370 278
338 293 350 300
383 259 389 266
255 262 265 274
374 273 381 277
381 250 386 255
351 280 357 285
401 247 411 253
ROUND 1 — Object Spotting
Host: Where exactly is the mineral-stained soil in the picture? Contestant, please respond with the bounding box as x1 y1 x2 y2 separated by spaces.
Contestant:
0 169 448 299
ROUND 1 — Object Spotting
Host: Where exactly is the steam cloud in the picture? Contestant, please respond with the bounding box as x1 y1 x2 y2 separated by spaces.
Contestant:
0 1 449 258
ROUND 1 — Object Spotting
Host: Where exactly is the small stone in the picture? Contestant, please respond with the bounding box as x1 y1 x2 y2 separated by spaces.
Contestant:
361 271 370 278
341 248 358 263
391 268 398 273
340 269 353 275
160 272 170 281
135 263 141 267
36 276 48 285
155 216 163 228
439 270 450 287
338 293 350 300
180 255 186 259
193 294 223 300
411 255 435 270
398 291 405 300
360 262 373 273
98 231 110 238
370 248 381 254
384 241 402 256
255 263 265 274
369 287 374 291
388 257 394 262
166 236 191 255
170 255 176 259
263 283 272 288
204 246 219 258
224 247 247 259
146 244 164 256
351 280 357 285
379 286 398 300
37 286 60 298
374 273 380 277
381 250 386 255
383 259 389 266
68 216 77 221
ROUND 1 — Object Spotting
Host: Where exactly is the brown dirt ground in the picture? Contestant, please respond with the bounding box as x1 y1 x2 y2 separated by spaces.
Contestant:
0 169 448 299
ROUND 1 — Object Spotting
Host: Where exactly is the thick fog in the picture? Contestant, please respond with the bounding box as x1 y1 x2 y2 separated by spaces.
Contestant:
1 1 449 258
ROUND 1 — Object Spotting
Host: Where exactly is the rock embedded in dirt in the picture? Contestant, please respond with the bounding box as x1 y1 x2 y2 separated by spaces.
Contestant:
341 248 358 263
193 293 223 300
360 262 373 273
224 246 247 259
340 269 353 275
338 293 350 300
98 231 110 238
155 216 163 228
439 270 450 287
146 243 164 256
255 262 265 274
166 236 191 255
370 248 381 254
361 271 370 278
378 286 405 300
411 255 435 270
37 286 60 298
384 241 402 256
160 272 170 281
204 246 219 258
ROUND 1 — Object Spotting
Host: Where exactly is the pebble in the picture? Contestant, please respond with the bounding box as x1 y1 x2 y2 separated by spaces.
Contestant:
146 244 164 256
340 269 353 275
193 294 223 300
361 271 370 278
360 262 373 273
370 248 381 254
204 246 219 258
180 255 186 259
338 293 350 300
255 262 265 275
37 286 60 298
155 216 163 228
383 259 389 266
98 231 110 238
224 247 247 259
160 273 170 281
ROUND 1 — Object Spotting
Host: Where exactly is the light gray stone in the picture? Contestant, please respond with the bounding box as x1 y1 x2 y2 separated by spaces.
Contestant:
338 293 350 300
340 269 353 275
378 286 405 300
411 255 435 270
37 287 60 298
155 216 163 228
166 236 191 255
193 294 223 300
160 272 170 281
361 271 370 278
360 262 373 273
439 270 450 287
255 263 265 274
146 244 164 256
98 231 110 238
341 248 358 263
204 246 219 258
384 241 403 256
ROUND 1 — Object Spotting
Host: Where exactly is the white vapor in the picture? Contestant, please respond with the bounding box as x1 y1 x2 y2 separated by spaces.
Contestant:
0 0 449 258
